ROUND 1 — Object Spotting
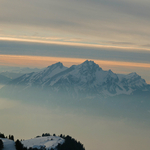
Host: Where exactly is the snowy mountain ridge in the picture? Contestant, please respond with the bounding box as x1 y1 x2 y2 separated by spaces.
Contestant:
2 60 149 98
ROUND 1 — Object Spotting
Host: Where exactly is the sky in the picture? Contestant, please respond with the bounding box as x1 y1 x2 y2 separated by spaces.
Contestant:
1 1 150 150
0 0 150 83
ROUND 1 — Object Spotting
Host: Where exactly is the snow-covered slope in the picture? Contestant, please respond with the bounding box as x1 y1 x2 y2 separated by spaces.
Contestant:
2 60 149 97
118 72 147 89
0 138 16 150
39 60 148 96
0 136 64 150
21 136 65 150
10 62 68 87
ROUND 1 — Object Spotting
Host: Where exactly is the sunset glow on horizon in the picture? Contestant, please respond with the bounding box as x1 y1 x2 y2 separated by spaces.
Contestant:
0 54 150 68
0 54 150 84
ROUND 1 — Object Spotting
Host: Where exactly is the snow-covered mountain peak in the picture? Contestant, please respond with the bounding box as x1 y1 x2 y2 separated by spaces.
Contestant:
35 62 68 81
47 62 64 69
12 62 68 85
80 60 101 69
46 62 66 71
126 72 139 78
76 60 102 75
107 69 117 77
82 60 95 65
118 72 147 89
97 68 118 83
3 60 149 98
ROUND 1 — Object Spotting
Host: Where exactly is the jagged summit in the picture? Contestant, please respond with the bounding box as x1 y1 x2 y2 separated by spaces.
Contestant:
81 60 98 66
43 62 67 77
80 60 101 68
78 60 102 74
10 62 68 85
47 62 64 69
1 60 149 97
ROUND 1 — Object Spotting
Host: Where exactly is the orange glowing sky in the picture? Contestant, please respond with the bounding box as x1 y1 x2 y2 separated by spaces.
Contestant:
0 54 150 68
0 54 150 83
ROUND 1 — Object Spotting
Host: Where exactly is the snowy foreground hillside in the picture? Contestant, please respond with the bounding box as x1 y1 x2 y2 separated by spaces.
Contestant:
0 138 16 150
22 136 65 150
0 134 85 150
0 136 64 150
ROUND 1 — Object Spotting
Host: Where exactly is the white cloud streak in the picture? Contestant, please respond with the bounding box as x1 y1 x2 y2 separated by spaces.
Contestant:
1 0 150 48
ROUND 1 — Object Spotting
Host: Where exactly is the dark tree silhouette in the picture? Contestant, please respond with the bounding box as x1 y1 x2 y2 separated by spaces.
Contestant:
57 135 85 150
0 133 5 138
0 139 3 150
42 133 50 137
9 135 14 141
15 139 27 150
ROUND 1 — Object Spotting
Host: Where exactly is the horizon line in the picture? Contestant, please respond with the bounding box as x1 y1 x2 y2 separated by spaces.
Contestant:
0 54 150 84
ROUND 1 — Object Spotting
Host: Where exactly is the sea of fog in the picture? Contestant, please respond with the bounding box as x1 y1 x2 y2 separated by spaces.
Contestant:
1 96 150 150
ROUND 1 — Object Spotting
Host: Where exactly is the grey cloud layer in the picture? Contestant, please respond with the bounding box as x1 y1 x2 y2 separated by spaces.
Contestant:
0 41 150 64
1 0 150 47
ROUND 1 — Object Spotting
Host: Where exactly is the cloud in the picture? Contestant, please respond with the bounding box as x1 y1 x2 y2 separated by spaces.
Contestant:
0 54 150 68
1 36 150 53
1 0 150 48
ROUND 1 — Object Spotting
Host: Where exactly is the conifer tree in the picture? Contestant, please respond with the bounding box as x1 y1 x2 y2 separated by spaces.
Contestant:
0 139 3 150
15 139 24 150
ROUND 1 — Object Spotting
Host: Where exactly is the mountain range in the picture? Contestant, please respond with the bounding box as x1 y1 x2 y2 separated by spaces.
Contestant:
0 74 11 84
0 67 43 80
1 60 149 97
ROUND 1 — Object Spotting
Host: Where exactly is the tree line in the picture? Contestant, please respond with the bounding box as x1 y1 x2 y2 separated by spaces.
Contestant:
0 132 85 150
0 132 14 150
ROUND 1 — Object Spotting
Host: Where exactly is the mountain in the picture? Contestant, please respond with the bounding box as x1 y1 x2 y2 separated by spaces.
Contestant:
0 60 150 119
0 67 44 80
10 62 68 87
0 66 43 74
0 74 11 84
2 60 149 98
